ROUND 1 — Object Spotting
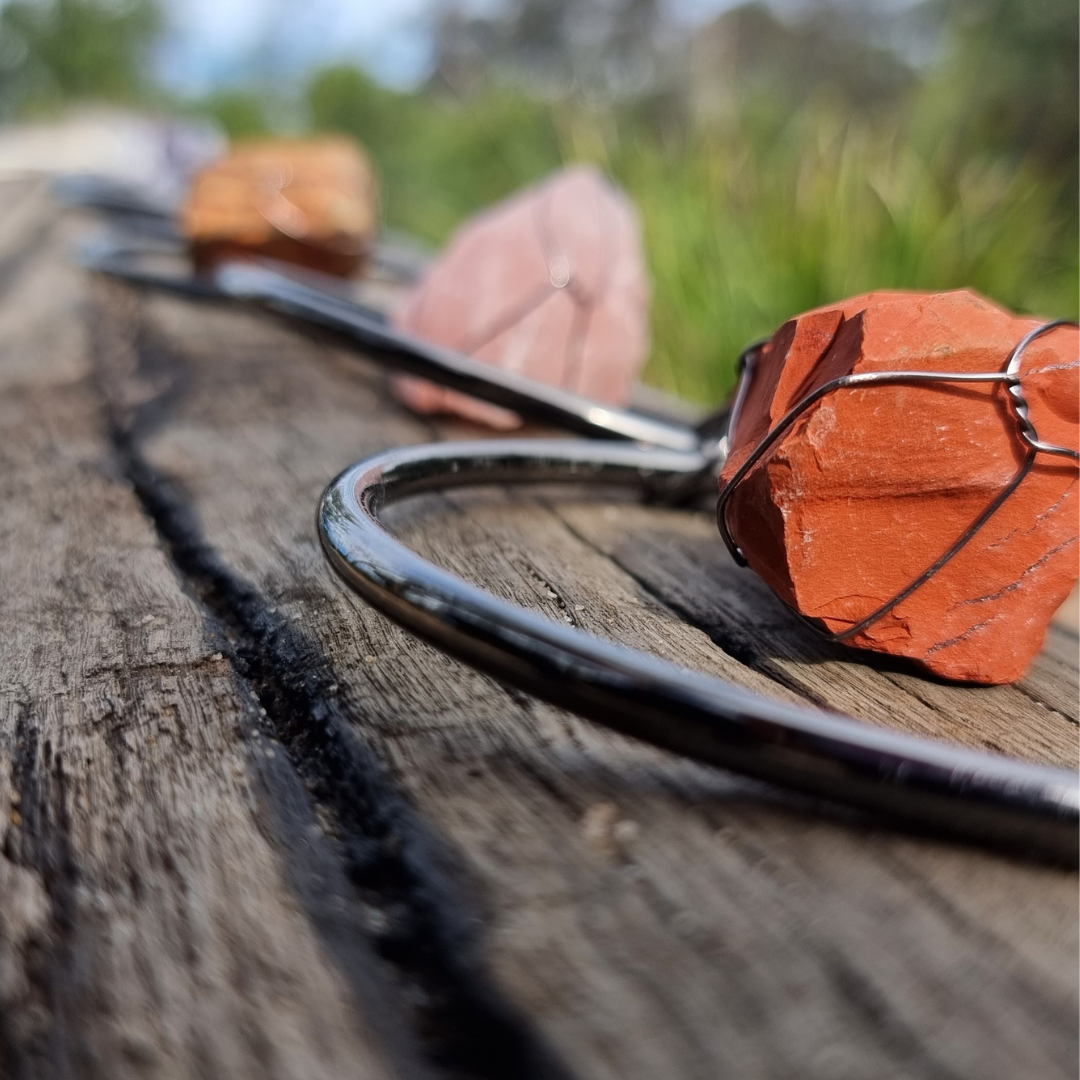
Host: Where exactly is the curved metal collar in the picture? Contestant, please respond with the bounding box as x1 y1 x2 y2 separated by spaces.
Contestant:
319 438 1079 864
82 239 714 455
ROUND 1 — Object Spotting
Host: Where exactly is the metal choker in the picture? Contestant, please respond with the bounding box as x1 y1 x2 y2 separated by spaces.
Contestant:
318 438 1077 865
84 229 1080 863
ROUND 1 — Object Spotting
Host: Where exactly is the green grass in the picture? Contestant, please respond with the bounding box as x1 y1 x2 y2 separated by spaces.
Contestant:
6 2 1072 407
301 70 1076 405
608 104 1079 401
187 15 1076 408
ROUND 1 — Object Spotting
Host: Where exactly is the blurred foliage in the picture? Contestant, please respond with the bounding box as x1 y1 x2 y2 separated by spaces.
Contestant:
197 89 272 141
0 0 1074 402
0 0 161 118
303 0 1078 402
917 0 1078 177
611 103 1077 400
307 65 563 241
684 2 916 116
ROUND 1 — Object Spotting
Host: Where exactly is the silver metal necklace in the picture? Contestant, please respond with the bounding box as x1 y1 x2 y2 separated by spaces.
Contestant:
87 230 1080 864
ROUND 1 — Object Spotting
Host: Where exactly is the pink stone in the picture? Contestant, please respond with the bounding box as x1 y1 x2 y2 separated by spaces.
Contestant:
392 165 650 428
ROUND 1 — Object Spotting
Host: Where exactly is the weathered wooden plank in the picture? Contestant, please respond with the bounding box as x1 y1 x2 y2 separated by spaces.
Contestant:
85 243 1079 1080
0 182 444 1080
558 501 1078 765
1022 624 1080 721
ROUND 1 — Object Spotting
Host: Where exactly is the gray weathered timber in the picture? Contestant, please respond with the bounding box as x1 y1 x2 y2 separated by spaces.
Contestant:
0 182 439 1080
1 181 1077 1080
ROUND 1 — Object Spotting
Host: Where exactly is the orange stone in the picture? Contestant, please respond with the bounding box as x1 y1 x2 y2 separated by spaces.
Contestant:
182 137 378 277
392 164 650 428
719 290 1079 684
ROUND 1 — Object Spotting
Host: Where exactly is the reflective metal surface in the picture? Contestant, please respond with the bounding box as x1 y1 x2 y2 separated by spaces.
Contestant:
79 204 1079 860
217 263 704 451
319 438 1080 863
84 241 706 454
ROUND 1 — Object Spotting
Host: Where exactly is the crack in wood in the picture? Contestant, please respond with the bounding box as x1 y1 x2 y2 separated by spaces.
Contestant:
4 706 79 1079
88 288 575 1080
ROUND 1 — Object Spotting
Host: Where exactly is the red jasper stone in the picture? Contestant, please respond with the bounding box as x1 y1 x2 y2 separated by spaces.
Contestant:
391 164 650 428
719 290 1079 684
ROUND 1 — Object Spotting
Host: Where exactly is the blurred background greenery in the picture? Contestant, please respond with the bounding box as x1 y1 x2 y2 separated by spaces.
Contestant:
0 0 1075 402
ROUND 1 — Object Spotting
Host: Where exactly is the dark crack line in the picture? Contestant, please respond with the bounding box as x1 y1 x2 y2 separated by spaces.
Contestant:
923 614 1002 658
521 563 578 627
955 536 1080 608
3 706 78 1080
88 288 575 1080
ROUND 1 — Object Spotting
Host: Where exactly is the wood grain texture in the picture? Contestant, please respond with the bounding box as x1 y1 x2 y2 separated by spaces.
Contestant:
0 183 517 1080
1 181 1077 1080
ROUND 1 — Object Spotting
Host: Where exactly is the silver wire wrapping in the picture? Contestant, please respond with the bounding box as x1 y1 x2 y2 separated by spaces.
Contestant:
716 320 1080 642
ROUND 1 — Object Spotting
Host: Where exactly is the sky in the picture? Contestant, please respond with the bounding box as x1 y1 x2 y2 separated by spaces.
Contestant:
153 0 754 94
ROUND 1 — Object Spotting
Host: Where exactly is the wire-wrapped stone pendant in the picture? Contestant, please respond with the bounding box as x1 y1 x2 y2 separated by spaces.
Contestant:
717 290 1079 684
